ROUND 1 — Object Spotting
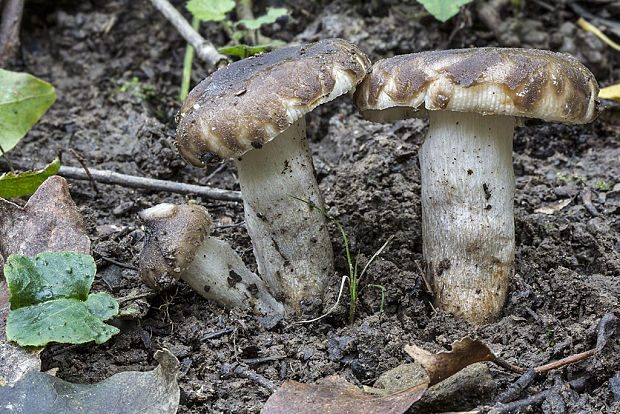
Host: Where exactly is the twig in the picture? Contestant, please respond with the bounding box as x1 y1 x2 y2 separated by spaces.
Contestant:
58 165 242 201
0 159 243 202
69 148 99 193
222 362 278 392
494 368 537 404
0 143 14 173
116 292 154 304
533 348 595 373
290 275 348 325
149 0 227 69
580 187 599 217
0 0 24 64
241 355 286 365
492 356 526 374
212 221 246 230
204 161 230 182
488 388 550 414
100 256 138 271
492 348 596 375
415 260 433 295
487 376 588 414
201 327 234 341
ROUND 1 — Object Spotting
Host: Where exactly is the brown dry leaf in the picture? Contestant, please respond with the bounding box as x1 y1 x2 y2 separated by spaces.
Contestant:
261 374 428 414
0 176 90 385
404 337 496 386
534 198 571 215
0 175 91 274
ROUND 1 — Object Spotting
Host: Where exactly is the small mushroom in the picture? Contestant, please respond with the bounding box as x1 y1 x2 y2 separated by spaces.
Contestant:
176 39 371 313
138 203 283 315
354 48 598 323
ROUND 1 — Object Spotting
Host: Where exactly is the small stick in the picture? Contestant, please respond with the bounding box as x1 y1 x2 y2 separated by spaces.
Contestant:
241 355 286 365
116 292 153 304
533 348 595 373
55 165 242 201
581 187 599 217
488 389 549 414
494 368 537 404
149 0 227 69
492 356 526 374
0 144 14 173
69 148 98 193
222 362 278 392
100 256 138 271
0 159 242 201
201 327 234 341
0 0 24 64
204 161 229 182
290 275 348 325
415 260 434 295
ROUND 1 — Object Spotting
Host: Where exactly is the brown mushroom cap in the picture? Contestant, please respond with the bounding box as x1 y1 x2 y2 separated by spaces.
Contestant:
354 48 599 124
138 203 211 289
176 38 371 167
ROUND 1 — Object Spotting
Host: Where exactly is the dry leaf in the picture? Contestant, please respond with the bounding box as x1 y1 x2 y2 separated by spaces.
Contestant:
0 175 91 273
599 84 620 103
577 18 620 52
0 348 179 413
261 375 428 414
534 199 571 215
404 337 495 386
0 176 90 385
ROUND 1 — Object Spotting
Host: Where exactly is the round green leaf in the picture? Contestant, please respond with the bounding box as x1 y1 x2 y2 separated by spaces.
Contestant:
0 69 56 153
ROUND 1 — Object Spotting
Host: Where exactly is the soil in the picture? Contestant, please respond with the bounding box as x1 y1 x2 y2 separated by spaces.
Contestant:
4 0 620 412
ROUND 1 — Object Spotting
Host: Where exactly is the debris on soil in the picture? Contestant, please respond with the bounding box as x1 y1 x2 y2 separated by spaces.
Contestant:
2 0 618 412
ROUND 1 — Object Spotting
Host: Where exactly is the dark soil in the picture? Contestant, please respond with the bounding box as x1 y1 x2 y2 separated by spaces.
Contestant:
5 0 620 412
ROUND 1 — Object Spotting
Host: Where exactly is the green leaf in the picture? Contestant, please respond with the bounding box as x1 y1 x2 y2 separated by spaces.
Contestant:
237 7 288 30
0 157 60 198
0 69 56 153
4 252 119 346
6 297 119 346
416 0 473 22
218 41 285 58
5 252 95 309
186 0 235 22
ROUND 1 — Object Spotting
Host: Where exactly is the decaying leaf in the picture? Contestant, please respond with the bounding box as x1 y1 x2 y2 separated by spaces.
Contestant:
261 374 428 414
534 199 571 215
0 348 180 413
365 362 496 413
0 176 90 384
0 175 91 273
598 84 620 103
404 337 496 386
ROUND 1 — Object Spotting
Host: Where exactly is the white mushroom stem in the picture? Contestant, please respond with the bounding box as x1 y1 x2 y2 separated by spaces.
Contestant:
419 111 515 323
182 236 284 316
235 117 333 313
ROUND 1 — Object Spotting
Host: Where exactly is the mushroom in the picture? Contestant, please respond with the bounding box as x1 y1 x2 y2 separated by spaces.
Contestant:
176 39 371 313
354 48 598 323
138 203 283 315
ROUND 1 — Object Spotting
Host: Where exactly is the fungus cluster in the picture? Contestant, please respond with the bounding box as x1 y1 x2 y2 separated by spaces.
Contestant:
175 38 370 313
140 39 598 324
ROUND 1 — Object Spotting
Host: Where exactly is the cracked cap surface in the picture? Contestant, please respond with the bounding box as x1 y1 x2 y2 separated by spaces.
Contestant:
354 48 599 124
176 38 371 167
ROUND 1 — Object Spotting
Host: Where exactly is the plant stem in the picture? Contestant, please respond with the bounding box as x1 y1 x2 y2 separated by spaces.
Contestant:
0 144 14 173
180 16 199 101
149 0 226 68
